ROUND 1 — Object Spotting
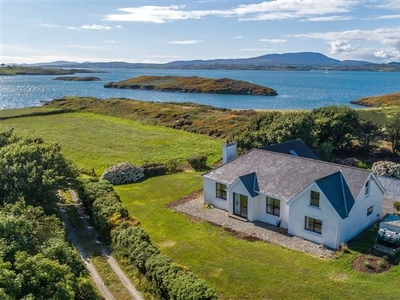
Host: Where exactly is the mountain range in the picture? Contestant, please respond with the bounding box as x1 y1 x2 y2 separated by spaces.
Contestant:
26 52 400 71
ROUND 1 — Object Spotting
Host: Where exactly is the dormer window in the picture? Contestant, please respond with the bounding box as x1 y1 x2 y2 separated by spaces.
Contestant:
289 150 298 156
310 191 320 207
365 180 370 197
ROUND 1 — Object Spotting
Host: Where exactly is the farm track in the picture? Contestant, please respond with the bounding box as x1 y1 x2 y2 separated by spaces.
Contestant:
59 189 144 300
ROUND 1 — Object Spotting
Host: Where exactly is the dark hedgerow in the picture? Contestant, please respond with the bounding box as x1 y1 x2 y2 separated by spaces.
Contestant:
187 155 208 170
141 162 169 177
113 223 218 300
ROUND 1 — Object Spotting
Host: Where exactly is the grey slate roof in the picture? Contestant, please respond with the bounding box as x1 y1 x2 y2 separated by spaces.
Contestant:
203 149 371 208
238 172 259 197
263 138 319 160
315 171 355 218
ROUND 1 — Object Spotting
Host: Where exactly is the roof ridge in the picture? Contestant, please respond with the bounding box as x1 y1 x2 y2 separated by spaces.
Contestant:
253 148 371 174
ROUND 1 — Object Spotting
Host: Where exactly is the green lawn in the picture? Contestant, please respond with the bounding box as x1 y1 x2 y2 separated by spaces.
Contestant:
0 112 223 175
115 173 400 300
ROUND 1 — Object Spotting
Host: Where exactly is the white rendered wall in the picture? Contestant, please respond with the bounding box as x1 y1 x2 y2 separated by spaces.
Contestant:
288 184 341 249
203 177 228 211
340 176 383 245
254 193 289 229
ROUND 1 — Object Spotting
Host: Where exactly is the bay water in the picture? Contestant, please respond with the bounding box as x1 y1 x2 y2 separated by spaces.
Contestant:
1 68 400 110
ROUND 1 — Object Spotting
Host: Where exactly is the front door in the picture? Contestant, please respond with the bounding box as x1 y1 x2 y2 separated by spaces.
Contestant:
233 193 248 218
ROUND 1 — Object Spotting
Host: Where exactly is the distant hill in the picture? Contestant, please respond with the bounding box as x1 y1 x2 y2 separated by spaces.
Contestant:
25 52 399 71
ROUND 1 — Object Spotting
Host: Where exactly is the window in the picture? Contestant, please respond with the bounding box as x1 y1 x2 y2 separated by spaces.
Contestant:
365 180 370 197
305 216 322 234
266 197 280 216
310 191 320 207
216 183 227 200
367 205 374 217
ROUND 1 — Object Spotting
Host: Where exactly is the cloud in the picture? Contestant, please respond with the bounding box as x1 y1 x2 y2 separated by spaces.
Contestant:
290 26 400 62
329 40 357 54
370 0 400 10
169 40 204 44
81 24 112 30
104 1 358 23
234 36 244 39
303 15 352 22
104 40 116 43
374 14 400 20
259 39 287 44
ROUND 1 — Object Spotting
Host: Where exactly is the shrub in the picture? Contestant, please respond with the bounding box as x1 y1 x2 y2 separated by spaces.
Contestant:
141 162 168 177
187 155 208 170
393 201 400 211
129 242 159 272
169 271 218 300
101 162 144 185
371 161 400 179
318 142 334 161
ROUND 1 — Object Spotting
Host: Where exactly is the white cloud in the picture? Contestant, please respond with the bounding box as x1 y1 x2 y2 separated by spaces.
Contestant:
234 36 244 39
104 1 359 23
169 40 204 44
81 24 112 30
374 14 400 20
303 15 352 22
104 40 116 43
329 40 357 54
290 26 400 62
259 39 287 44
370 0 400 10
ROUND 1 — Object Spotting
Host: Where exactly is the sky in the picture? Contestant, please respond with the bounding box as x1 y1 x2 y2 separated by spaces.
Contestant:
2 0 400 64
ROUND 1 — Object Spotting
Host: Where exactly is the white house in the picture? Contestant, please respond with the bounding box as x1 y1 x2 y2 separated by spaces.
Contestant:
203 146 385 249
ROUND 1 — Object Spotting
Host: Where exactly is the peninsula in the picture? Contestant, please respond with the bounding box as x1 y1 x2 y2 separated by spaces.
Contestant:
0 66 103 76
350 92 400 107
53 76 101 81
104 75 277 96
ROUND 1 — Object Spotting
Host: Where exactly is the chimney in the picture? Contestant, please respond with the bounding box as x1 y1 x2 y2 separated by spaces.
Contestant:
223 142 237 164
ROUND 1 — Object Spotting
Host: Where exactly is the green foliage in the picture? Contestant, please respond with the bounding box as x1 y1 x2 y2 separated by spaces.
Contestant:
141 162 169 177
77 179 130 241
187 155 208 170
393 201 400 211
0 201 98 299
383 112 400 153
111 222 217 300
318 142 334 161
232 111 316 150
0 131 78 206
312 106 359 149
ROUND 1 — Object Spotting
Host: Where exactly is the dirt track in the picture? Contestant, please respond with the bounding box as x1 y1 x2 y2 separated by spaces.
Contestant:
60 190 143 300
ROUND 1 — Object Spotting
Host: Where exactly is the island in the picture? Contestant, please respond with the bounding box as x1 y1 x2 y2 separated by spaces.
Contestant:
350 92 400 107
103 75 278 96
53 76 101 81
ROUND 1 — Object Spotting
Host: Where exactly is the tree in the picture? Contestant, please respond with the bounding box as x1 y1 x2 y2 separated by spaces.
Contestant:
312 106 359 149
232 111 316 150
357 120 380 153
0 132 78 206
383 112 400 153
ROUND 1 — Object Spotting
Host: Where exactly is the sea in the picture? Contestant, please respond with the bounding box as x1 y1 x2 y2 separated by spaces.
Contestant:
1 68 400 110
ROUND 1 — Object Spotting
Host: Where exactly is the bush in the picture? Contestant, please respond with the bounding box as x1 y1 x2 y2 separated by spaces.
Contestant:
371 161 400 179
394 201 400 211
141 162 168 177
101 162 144 185
187 155 208 170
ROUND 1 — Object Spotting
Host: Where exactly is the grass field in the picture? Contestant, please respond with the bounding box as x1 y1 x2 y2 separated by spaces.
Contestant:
115 173 400 300
0 111 223 175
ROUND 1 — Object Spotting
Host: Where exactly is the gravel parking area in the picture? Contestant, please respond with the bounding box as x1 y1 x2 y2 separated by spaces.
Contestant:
172 192 334 258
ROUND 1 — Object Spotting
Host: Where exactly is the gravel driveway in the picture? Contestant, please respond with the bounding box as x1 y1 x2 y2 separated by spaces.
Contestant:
172 192 334 258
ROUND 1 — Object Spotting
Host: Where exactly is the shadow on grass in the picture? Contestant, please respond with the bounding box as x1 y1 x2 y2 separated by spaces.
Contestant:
348 223 379 254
